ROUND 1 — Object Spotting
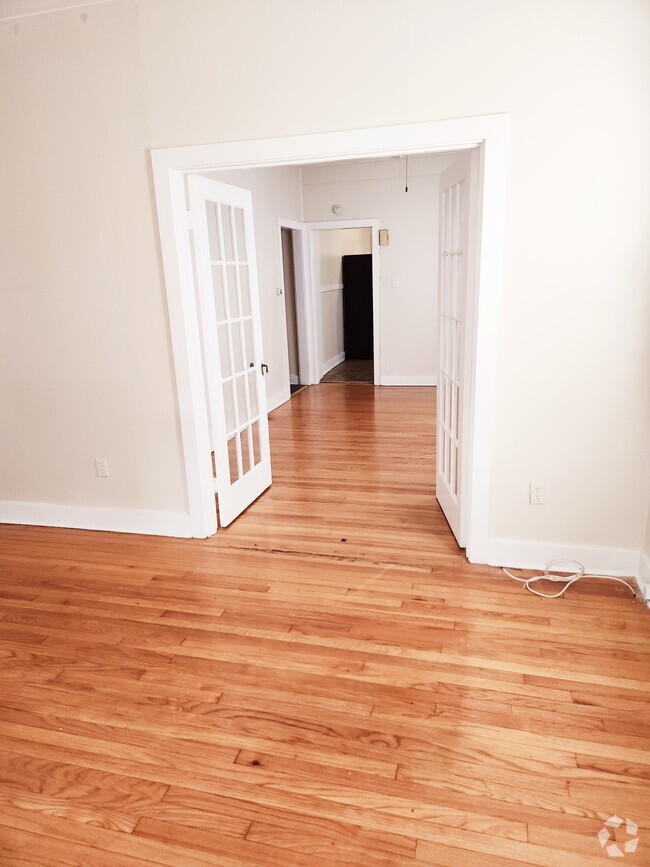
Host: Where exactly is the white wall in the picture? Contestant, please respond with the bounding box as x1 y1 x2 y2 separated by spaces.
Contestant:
0 0 648 565
204 166 304 410
312 227 371 375
303 154 455 383
0 1 187 521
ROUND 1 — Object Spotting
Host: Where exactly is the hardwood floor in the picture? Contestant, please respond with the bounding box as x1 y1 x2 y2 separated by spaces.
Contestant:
0 384 648 866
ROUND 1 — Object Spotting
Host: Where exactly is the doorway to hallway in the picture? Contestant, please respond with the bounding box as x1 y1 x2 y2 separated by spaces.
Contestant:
152 114 509 564
186 152 477 545
310 227 375 385
320 251 375 384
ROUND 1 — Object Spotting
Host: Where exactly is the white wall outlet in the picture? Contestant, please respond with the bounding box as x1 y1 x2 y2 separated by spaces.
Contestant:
95 457 109 478
529 481 545 505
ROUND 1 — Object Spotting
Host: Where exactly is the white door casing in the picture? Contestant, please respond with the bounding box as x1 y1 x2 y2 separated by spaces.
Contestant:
151 117 508 555
188 175 272 526
277 219 313 387
436 151 478 547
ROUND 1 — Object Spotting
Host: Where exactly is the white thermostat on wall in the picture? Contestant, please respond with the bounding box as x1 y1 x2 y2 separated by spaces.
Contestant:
332 204 343 215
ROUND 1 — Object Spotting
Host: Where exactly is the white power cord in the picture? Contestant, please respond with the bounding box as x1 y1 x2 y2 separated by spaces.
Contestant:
502 558 640 601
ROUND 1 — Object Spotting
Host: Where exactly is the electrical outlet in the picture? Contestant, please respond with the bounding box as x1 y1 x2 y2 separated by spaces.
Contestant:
95 457 109 478
529 481 545 505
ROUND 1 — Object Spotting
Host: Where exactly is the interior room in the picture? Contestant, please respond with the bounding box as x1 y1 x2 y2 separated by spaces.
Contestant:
0 1 648 865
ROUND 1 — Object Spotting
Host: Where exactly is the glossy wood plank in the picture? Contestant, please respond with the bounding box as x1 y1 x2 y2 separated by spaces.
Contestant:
0 384 648 865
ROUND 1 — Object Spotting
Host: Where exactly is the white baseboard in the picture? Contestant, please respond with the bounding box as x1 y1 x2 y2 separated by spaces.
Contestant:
381 374 438 386
267 386 291 413
321 352 345 378
487 537 640 579
0 500 193 537
638 551 650 600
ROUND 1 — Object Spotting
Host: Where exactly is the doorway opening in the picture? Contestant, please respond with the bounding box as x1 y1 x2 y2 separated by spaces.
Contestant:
151 115 508 563
313 227 373 384
280 227 304 395
189 153 475 544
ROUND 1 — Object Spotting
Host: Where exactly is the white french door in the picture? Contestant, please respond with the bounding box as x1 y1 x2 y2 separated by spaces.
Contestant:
188 176 271 526
436 153 475 547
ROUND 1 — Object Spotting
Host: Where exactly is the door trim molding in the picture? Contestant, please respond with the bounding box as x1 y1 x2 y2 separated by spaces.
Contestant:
277 219 313 387
151 115 509 558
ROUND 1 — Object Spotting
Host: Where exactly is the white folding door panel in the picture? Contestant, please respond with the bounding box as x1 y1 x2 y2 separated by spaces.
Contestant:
188 176 271 526
436 152 475 547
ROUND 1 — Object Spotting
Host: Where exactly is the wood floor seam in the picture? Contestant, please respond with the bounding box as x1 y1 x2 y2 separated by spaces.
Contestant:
0 384 647 865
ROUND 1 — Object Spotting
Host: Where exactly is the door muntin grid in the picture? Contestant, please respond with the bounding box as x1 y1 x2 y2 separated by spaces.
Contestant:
189 175 271 528
207 201 263 485
438 179 465 500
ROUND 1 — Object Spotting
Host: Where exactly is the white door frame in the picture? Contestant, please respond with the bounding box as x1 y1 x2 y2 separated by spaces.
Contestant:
305 219 380 386
277 219 313 387
151 115 508 563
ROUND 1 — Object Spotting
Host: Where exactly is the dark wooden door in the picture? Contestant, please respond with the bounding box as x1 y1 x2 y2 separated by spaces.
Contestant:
342 254 373 359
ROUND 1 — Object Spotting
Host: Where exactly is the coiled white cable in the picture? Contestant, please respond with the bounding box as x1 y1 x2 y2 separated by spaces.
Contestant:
502 558 639 600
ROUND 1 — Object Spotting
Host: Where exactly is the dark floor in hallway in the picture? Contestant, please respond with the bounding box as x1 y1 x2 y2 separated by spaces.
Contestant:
320 358 373 383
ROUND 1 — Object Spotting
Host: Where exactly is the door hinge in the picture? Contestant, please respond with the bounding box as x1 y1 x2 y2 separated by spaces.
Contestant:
261 363 269 376
185 210 193 230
